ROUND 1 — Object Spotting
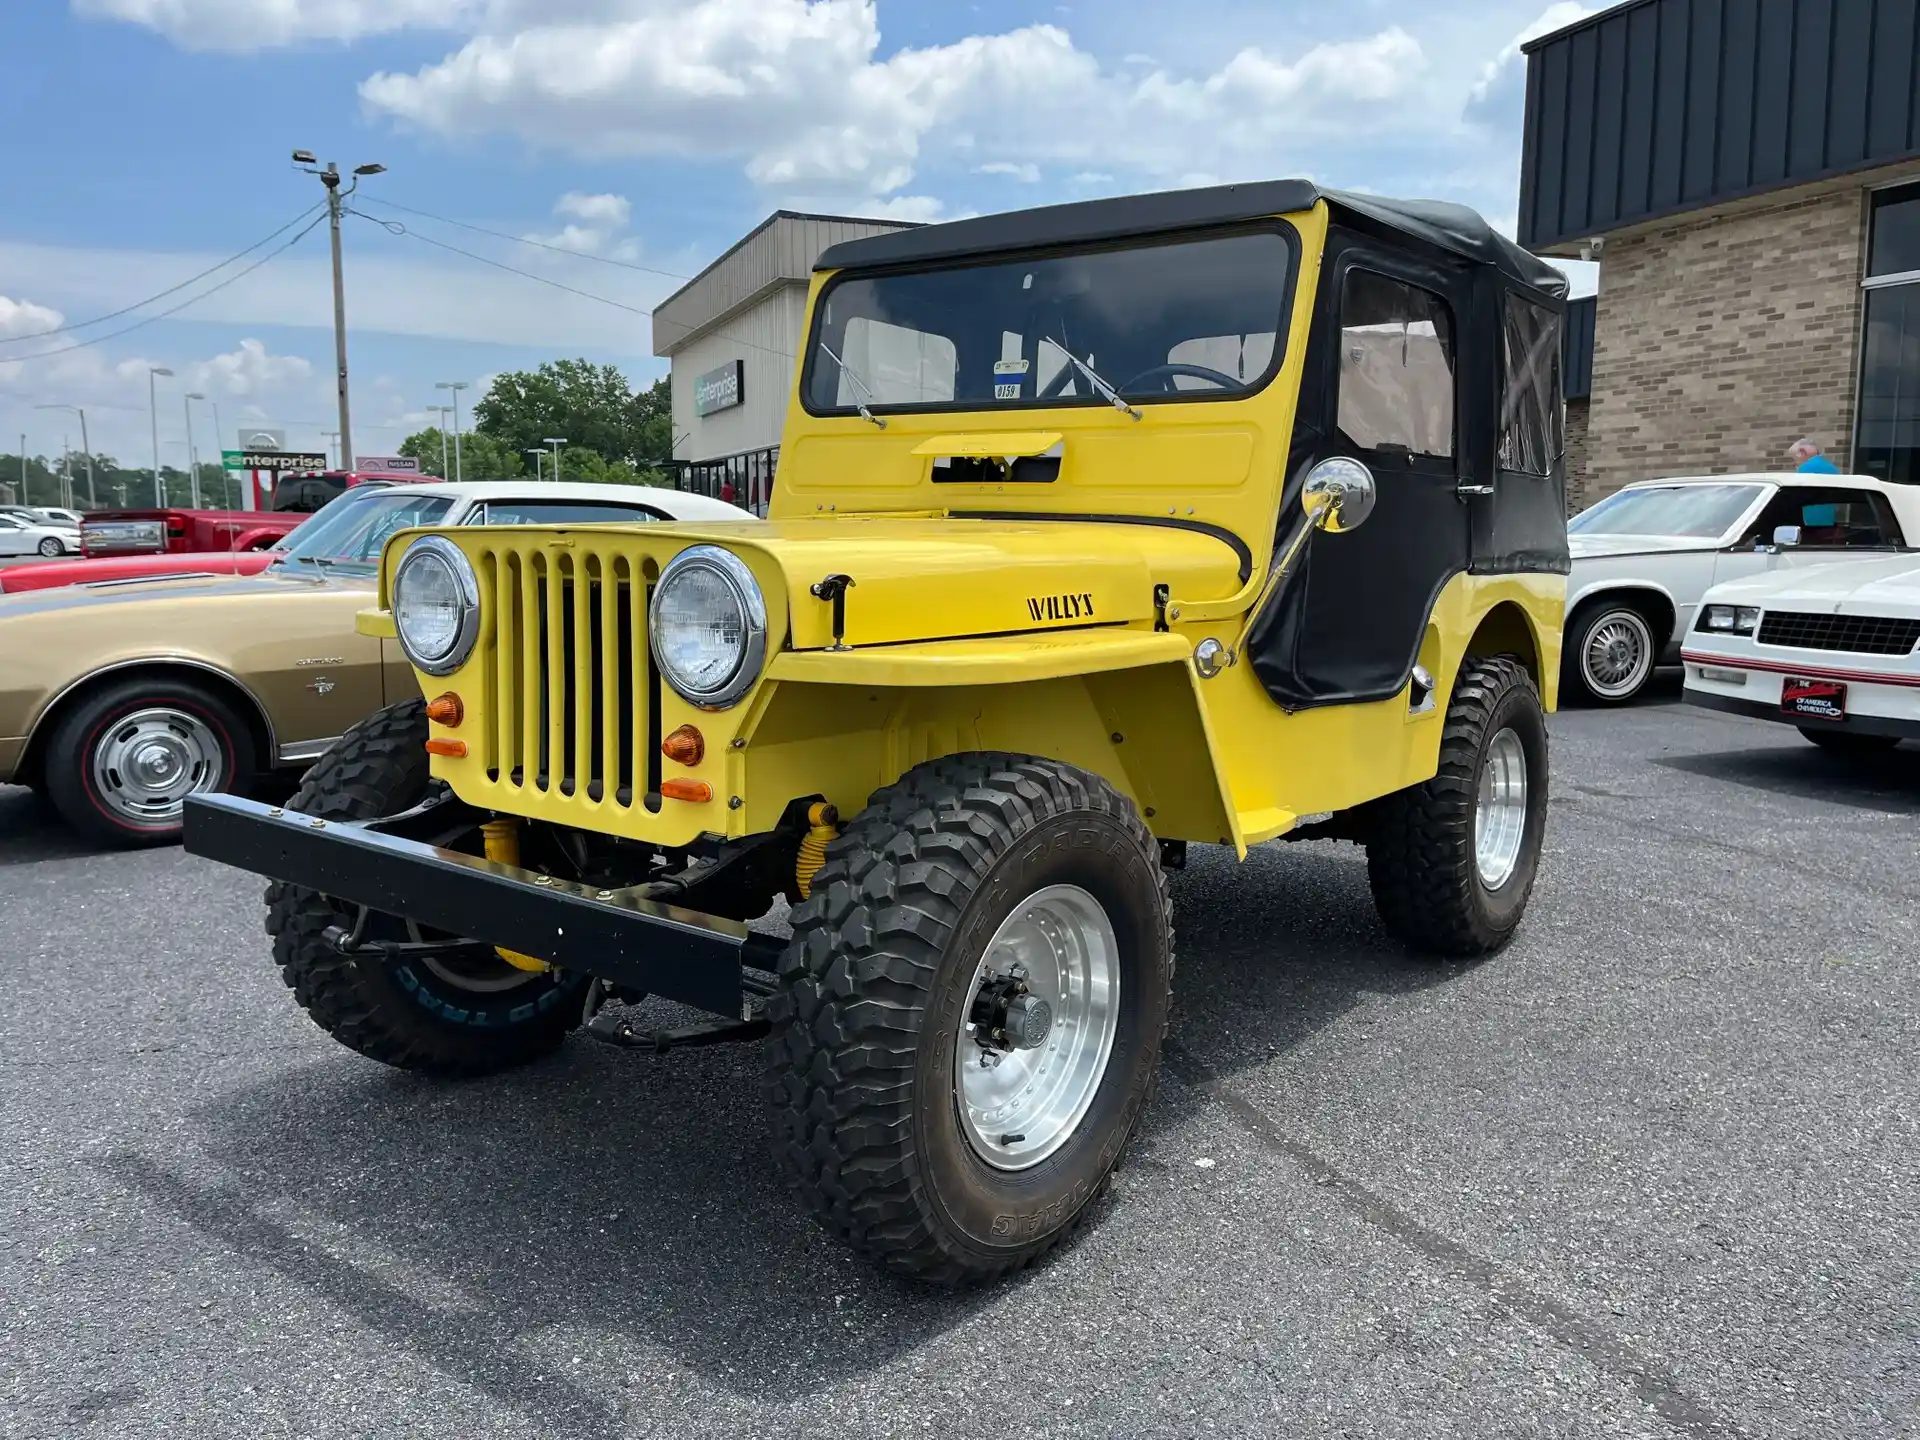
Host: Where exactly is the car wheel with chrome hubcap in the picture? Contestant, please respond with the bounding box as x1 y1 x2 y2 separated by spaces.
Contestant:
1568 601 1658 705
768 753 1173 1286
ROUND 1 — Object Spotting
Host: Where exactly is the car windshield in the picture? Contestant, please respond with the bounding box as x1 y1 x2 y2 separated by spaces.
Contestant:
270 490 455 570
1568 483 1763 538
804 227 1295 416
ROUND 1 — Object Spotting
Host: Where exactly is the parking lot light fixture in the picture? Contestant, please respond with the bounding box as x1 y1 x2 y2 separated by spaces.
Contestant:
147 367 174 506
436 381 469 481
544 437 567 482
523 447 545 481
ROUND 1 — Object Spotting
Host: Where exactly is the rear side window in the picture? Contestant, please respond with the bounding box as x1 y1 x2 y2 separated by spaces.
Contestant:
1336 270 1455 459
1500 293 1564 476
1744 486 1905 548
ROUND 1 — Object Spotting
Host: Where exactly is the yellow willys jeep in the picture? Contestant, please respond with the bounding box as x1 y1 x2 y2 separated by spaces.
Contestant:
186 181 1570 1284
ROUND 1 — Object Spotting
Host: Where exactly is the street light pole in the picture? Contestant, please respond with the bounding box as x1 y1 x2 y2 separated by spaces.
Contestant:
322 431 340 468
524 447 545 481
184 392 205 507
436 381 469 481
148 366 173 506
294 150 384 474
209 399 226 505
35 404 94 507
544 437 567 482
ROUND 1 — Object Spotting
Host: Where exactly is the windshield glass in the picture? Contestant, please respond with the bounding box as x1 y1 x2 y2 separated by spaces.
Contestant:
1568 483 1763 539
804 227 1295 415
271 490 455 569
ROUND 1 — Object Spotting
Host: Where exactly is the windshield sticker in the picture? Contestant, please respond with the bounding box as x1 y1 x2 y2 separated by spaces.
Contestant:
994 358 1030 375
994 383 1022 399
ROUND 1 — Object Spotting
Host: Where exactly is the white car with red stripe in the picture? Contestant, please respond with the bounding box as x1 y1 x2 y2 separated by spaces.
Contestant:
1682 553 1920 753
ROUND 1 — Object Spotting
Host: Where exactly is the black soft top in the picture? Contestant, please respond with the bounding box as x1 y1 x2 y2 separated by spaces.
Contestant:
815 180 1567 301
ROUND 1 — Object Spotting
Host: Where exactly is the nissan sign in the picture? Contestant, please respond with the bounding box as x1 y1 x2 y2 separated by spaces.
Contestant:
694 359 744 417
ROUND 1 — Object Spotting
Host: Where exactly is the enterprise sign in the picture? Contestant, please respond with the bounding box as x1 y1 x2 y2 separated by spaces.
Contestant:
223 450 329 472
694 359 744 417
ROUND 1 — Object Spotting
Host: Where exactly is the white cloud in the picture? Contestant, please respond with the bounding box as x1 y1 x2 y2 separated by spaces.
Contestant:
975 162 1040 183
72 0 469 52
525 190 637 256
359 2 1429 199
554 191 630 227
0 296 65 340
187 338 314 396
1469 2 1602 109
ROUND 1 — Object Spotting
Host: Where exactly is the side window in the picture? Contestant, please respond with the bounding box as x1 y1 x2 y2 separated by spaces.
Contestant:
477 501 663 525
1745 487 1901 548
1499 292 1563 475
1337 270 1454 459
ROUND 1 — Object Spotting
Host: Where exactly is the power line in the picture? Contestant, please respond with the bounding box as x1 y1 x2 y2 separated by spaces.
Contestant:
355 198 692 281
349 210 655 317
2 213 329 365
0 204 325 343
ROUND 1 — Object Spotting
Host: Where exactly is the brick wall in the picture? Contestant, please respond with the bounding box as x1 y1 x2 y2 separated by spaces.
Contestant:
1564 397 1591 513
1585 186 1867 496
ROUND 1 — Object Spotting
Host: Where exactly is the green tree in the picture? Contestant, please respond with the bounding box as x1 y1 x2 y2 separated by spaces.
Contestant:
398 427 524 480
473 359 673 474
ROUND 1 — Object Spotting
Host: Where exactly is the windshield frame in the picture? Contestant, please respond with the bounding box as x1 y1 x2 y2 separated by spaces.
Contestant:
799 220 1302 420
1568 482 1767 541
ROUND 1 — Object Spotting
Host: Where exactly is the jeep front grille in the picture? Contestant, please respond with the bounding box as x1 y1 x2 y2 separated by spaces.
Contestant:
473 543 656 808
1754 610 1920 656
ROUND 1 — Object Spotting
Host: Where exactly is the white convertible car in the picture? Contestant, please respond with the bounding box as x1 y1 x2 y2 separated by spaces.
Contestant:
1564 473 1920 704
1683 554 1920 753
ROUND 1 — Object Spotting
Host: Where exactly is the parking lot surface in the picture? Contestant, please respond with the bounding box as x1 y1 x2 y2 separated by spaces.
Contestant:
3 677 1915 1439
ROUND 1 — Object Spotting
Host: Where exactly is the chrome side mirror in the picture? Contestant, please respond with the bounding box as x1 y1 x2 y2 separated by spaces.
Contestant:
1302 457 1376 534
1772 524 1801 547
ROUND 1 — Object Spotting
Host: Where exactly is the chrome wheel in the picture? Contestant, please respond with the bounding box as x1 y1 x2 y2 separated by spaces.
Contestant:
88 706 227 827
37 536 63 557
1580 607 1654 700
955 884 1121 1172
1474 727 1529 889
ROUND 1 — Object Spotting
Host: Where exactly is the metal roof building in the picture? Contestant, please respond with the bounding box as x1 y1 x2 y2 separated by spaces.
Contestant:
1521 0 1920 502
650 211 913 510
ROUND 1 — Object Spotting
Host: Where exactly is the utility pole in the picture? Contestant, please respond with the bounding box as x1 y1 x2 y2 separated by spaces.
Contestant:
148 366 173 506
436 381 468 481
294 149 384 474
35 404 93 507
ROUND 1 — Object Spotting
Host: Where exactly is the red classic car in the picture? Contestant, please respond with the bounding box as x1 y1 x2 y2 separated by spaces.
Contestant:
0 548 277 594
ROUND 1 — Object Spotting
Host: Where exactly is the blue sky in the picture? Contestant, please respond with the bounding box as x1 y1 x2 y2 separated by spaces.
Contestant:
0 0 1607 473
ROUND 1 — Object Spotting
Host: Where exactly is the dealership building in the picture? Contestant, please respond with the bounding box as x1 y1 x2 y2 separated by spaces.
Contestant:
1522 0 1920 508
650 211 911 509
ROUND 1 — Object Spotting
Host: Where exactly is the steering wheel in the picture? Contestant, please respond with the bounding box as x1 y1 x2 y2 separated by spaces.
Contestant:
1119 362 1242 394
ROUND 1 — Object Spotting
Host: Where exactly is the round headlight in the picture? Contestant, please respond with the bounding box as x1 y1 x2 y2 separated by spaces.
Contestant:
650 545 766 708
392 535 479 676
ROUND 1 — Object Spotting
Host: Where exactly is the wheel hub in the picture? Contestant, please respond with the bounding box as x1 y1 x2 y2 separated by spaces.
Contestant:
954 884 1120 1172
89 707 225 826
1474 727 1529 889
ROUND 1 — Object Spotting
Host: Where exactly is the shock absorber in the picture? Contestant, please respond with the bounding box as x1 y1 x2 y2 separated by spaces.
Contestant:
793 802 839 901
479 819 550 973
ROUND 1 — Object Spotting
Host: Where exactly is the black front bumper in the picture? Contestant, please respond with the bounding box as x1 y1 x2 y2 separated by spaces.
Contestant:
183 793 781 1017
1684 688 1920 740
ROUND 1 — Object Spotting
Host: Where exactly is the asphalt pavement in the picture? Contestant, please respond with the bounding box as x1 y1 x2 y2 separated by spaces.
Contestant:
3 675 1916 1439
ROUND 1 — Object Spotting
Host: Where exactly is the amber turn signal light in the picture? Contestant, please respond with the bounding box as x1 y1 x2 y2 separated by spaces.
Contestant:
425 692 464 727
660 724 705 766
424 738 468 758
658 778 713 803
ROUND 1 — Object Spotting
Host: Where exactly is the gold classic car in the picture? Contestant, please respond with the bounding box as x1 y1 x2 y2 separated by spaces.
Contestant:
0 480 753 845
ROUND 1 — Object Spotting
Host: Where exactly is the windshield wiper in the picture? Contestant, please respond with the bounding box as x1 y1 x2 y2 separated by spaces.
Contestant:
1041 336 1141 420
819 341 887 429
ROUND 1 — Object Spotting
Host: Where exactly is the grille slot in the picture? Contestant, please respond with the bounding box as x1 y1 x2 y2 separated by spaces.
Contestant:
1755 610 1920 656
477 543 644 808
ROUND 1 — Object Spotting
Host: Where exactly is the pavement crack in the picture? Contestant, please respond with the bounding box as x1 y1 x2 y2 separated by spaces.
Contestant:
1164 1039 1744 1440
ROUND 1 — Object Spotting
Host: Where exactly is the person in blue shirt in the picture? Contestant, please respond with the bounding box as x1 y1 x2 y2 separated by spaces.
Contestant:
1787 437 1840 473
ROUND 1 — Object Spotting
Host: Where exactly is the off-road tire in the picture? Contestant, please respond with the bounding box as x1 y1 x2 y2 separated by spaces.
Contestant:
1798 726 1900 756
43 674 255 848
766 753 1173 1286
1366 656 1548 958
264 699 587 1075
